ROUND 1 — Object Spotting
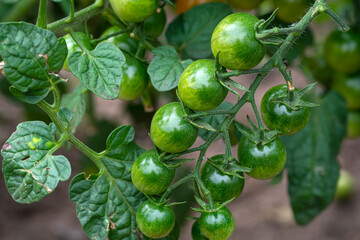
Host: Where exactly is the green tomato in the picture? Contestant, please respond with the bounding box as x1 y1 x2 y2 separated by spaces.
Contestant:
118 53 149 101
191 220 209 240
200 155 245 203
199 206 235 240
347 110 360 138
101 26 139 55
335 169 355 201
150 102 198 153
144 8 167 38
178 59 228 111
62 32 93 71
211 12 265 70
136 200 175 239
237 136 286 180
131 149 175 195
332 72 360 110
274 0 312 23
228 0 264 10
110 0 158 23
143 221 180 240
261 85 311 135
324 30 360 74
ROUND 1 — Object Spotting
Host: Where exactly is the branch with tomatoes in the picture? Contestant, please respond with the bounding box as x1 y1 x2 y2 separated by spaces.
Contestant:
0 0 357 240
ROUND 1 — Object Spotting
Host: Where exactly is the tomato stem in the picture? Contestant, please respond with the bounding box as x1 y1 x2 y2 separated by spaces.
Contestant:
36 0 48 29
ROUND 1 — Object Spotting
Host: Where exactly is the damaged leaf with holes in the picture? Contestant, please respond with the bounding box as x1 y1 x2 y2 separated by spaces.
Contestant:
1 121 71 203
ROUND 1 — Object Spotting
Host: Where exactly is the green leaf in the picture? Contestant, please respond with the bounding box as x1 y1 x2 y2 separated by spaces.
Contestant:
68 42 126 100
147 46 193 91
106 125 135 151
282 91 346 225
188 118 217 132
166 3 232 59
58 107 73 125
198 102 233 141
0 0 20 3
1 121 71 203
9 86 50 104
60 84 87 134
0 22 67 93
69 141 146 240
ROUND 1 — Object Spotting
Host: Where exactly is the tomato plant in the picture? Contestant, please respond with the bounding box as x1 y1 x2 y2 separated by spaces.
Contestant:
136 200 176 239
332 72 360 110
0 0 352 239
274 0 312 23
211 12 266 70
191 220 209 240
324 30 360 74
109 0 158 23
200 155 245 203
131 149 175 195
238 136 287 180
62 32 93 71
144 7 167 38
261 84 311 135
178 59 228 111
199 206 235 240
118 53 149 101
101 26 139 55
150 102 198 153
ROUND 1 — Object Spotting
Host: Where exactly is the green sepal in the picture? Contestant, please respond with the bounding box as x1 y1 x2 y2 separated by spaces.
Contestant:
162 0 174 7
58 107 73 125
207 156 250 179
187 118 217 132
164 158 195 168
271 83 319 111
257 8 279 31
220 78 250 92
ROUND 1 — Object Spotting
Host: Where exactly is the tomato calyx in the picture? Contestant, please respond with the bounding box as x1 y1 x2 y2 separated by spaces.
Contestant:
192 195 235 213
236 115 279 146
206 155 250 179
144 194 186 208
270 82 319 111
255 9 285 46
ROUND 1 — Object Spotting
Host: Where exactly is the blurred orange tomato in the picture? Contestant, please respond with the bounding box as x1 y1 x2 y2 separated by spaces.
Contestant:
176 0 224 14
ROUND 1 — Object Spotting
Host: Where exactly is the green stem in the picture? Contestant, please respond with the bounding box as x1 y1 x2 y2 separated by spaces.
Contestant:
256 26 301 39
68 27 90 54
249 94 264 130
218 68 263 79
141 89 154 113
325 8 350 31
48 0 104 34
188 109 230 119
36 0 48 29
66 0 75 23
159 173 194 202
91 29 128 44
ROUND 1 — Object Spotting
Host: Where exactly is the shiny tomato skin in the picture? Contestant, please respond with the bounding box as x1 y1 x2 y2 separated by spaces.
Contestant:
332 72 360 110
200 155 245 203
211 12 266 70
136 200 175 239
324 30 360 74
150 102 198 153
191 220 209 240
62 32 93 71
118 53 149 101
144 8 167 38
101 26 139 55
110 0 158 23
178 59 228 111
261 85 311 135
228 0 264 10
199 206 235 240
237 136 286 180
131 149 175 195
274 0 312 23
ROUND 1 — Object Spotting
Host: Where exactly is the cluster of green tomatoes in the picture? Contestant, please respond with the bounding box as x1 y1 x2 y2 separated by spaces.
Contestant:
61 0 316 239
